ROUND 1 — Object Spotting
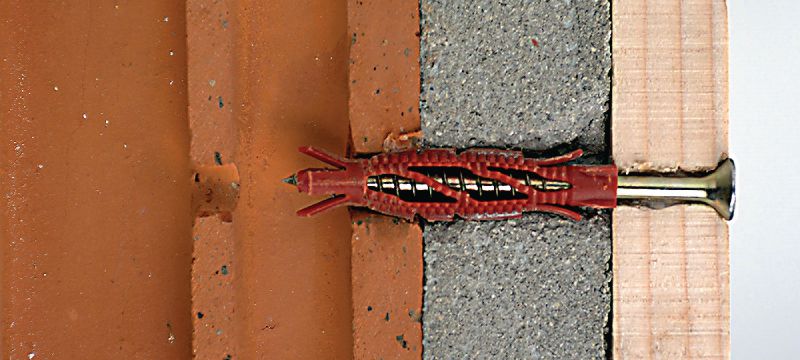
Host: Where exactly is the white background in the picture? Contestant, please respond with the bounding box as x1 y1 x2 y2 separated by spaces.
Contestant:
729 1 800 358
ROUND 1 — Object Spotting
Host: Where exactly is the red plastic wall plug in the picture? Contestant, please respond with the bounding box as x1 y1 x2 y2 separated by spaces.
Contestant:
284 146 617 221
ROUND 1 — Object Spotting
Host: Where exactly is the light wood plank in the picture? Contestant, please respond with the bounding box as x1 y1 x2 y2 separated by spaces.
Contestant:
612 0 730 358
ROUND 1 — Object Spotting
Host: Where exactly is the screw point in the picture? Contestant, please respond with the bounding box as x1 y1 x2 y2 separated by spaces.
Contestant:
282 174 298 186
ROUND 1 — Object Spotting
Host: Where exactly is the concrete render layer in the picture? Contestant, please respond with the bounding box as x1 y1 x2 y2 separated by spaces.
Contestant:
420 0 610 154
420 0 612 359
424 216 611 359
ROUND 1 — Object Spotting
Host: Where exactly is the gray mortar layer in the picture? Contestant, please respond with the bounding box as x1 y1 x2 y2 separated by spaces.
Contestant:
420 0 612 359
424 216 611 359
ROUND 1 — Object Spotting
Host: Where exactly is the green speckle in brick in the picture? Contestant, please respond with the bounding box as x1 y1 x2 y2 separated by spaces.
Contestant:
214 152 223 165
220 265 229 275
384 312 390 321
395 334 407 348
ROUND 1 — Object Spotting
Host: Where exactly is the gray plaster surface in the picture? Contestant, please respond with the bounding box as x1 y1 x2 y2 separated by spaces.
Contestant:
423 215 611 359
420 0 612 359
420 0 610 155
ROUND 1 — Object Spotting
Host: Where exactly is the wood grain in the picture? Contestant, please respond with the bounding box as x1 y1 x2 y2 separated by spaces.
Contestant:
611 0 730 358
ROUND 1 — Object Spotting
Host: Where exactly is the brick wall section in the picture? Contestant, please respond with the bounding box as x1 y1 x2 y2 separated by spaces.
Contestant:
1 1 193 358
186 0 240 358
1 0 422 358
349 0 422 154
351 211 423 358
348 0 424 358
229 1 355 358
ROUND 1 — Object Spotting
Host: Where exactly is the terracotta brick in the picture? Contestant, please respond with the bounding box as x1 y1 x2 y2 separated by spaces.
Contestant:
186 1 240 358
2 0 419 358
351 212 423 359
1 1 193 358
212 1 355 359
349 0 422 154
191 218 237 360
348 1 424 358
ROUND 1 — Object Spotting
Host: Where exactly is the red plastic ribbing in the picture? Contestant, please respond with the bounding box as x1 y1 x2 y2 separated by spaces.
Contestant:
292 147 618 221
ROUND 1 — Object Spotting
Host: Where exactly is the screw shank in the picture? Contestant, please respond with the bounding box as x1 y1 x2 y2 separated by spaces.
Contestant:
615 158 736 220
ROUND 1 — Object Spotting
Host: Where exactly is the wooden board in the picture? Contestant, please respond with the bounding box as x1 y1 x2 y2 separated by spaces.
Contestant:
611 0 730 358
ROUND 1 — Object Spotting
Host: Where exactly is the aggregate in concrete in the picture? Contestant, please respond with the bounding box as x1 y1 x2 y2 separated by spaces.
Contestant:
423 214 611 359
420 0 611 155
420 0 612 359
